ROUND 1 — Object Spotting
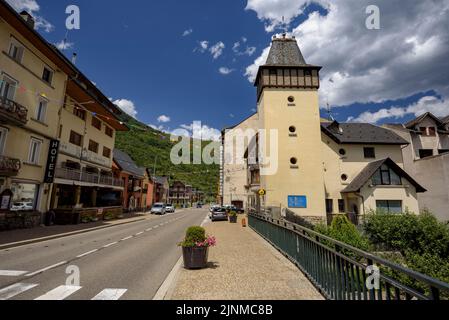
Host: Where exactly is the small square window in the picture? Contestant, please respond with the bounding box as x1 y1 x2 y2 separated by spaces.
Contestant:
9 41 24 63
92 117 102 130
364 147 376 159
88 140 99 153
103 146 111 158
42 67 53 84
105 126 114 138
69 130 83 147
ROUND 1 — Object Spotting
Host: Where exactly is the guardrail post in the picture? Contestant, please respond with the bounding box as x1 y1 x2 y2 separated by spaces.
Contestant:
430 286 440 301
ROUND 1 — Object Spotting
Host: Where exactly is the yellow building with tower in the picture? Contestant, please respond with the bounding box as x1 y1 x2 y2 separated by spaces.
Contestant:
222 34 426 225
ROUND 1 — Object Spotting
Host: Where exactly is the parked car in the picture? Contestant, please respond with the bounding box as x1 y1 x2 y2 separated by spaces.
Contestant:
165 204 175 213
151 203 166 215
196 203 203 208
10 202 34 211
211 207 228 222
223 205 244 214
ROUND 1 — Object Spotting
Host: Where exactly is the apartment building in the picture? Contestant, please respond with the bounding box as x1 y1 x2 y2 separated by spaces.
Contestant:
0 7 69 214
0 2 128 224
384 113 449 221
169 181 191 207
222 34 425 225
113 149 145 212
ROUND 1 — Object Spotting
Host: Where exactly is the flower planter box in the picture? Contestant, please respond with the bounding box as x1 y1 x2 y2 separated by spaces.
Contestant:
182 246 209 269
229 215 238 223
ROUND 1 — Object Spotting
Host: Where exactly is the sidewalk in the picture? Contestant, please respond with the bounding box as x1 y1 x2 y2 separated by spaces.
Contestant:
170 216 324 300
0 213 149 249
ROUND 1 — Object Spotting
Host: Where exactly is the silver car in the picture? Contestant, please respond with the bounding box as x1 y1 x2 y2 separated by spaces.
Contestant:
151 203 166 215
165 204 175 213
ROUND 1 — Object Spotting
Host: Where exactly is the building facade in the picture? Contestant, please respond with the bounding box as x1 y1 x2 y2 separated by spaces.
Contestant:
0 2 129 225
222 34 425 225
0 9 68 214
113 149 145 212
384 113 449 222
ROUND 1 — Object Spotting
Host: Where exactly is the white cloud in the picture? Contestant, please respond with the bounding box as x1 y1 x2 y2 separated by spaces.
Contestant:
245 0 449 108
7 0 54 32
179 123 221 141
219 67 234 75
348 96 448 124
157 115 171 123
182 28 193 36
113 99 138 118
209 42 225 59
245 0 306 32
233 38 257 56
194 40 209 53
55 40 74 50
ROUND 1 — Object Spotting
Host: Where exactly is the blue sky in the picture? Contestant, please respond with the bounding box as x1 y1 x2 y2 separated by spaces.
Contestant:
7 0 449 138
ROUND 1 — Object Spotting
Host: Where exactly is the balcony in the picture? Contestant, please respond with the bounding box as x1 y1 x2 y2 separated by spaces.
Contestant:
0 97 28 126
55 167 124 188
0 155 21 177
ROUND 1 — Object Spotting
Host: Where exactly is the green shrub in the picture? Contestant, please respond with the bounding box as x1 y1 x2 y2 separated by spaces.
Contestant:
229 211 238 217
179 226 206 247
364 211 449 258
314 215 370 259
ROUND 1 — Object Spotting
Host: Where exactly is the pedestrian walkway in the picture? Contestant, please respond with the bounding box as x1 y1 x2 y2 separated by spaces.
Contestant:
170 215 324 300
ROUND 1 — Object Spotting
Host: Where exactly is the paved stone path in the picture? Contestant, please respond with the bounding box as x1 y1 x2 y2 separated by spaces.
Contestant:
171 215 324 300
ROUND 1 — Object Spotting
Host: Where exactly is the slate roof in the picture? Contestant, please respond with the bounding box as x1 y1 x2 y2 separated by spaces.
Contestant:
113 149 146 177
321 121 408 145
404 112 444 129
152 176 169 186
342 158 426 193
265 36 308 66
441 116 449 124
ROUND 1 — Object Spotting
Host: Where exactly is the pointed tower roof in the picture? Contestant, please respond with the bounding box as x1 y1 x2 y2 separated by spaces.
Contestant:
265 34 308 66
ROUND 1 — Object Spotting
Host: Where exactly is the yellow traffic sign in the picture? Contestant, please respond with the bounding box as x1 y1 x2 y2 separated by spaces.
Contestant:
258 189 266 196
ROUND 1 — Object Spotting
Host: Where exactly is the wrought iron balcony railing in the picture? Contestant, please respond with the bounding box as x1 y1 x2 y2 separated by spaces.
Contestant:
0 155 21 176
55 167 124 188
0 96 28 126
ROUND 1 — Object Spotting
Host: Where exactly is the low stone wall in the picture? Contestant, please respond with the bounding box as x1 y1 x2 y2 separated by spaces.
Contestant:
54 207 124 225
0 211 41 231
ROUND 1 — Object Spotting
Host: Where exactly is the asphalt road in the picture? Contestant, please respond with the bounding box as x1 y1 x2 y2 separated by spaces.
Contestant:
0 208 208 300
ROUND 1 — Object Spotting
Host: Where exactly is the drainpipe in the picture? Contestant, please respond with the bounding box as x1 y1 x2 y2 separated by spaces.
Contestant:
355 192 366 224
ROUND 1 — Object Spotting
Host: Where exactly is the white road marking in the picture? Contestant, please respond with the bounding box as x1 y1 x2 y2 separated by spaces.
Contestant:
103 242 118 248
0 283 38 300
146 228 153 232
121 236 133 241
92 289 127 300
26 261 67 277
35 285 82 300
0 270 28 277
154 225 159 229
135 232 144 236
76 249 98 258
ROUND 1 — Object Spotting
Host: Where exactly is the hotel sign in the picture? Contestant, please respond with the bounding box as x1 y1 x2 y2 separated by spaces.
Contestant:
44 139 60 183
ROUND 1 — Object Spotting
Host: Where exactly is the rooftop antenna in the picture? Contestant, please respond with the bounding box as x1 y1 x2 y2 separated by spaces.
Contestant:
327 100 335 122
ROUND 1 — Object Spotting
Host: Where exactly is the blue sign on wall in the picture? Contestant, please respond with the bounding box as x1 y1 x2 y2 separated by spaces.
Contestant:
288 196 307 208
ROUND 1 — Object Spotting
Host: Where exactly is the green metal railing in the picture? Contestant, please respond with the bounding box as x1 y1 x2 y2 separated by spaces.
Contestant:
248 213 449 300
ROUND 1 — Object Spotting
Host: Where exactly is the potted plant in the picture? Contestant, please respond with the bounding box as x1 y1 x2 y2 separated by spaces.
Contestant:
229 211 238 224
179 226 216 269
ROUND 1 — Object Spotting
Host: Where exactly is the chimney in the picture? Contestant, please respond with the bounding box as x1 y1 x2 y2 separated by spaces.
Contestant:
71 53 77 64
20 11 35 29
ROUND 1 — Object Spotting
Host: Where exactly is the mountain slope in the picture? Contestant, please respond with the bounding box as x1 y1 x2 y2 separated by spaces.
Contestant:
114 114 220 200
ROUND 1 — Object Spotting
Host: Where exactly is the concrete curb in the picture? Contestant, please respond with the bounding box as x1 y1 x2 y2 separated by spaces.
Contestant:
0 217 148 251
153 213 211 300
